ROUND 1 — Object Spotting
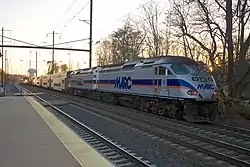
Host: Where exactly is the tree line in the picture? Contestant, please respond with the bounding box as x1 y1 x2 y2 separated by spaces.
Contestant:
95 0 250 97
46 61 70 74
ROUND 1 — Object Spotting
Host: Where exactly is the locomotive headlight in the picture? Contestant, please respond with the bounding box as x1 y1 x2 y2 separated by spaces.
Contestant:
213 87 219 96
187 90 199 96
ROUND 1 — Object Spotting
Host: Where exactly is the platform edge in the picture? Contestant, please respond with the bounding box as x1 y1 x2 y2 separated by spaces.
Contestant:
25 96 115 167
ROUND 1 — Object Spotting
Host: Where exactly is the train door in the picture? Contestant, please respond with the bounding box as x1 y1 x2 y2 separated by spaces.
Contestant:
92 69 99 90
64 71 71 92
154 66 169 96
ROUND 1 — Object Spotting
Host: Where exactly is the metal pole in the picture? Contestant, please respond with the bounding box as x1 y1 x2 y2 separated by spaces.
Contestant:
5 50 7 84
6 58 8 84
36 51 37 77
89 0 93 68
29 51 31 73
1 27 3 86
52 31 55 74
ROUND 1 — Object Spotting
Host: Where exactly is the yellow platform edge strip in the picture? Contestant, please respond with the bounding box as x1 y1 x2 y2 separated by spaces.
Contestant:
25 96 115 167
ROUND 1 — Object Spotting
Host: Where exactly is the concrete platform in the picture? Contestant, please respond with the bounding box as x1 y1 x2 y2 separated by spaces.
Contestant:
0 95 114 167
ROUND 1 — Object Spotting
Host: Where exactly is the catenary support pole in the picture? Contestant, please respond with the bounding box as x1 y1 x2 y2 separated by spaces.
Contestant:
52 31 55 74
1 27 4 86
89 0 93 68
36 51 37 77
5 50 7 84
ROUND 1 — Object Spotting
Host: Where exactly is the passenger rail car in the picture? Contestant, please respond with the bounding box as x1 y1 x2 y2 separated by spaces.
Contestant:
33 77 41 86
40 75 51 89
50 71 72 92
33 56 219 123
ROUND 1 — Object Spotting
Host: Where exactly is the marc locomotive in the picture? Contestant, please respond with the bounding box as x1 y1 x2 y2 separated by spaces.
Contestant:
32 56 219 122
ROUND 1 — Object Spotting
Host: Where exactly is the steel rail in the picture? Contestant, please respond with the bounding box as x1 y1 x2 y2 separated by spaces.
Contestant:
19 85 153 167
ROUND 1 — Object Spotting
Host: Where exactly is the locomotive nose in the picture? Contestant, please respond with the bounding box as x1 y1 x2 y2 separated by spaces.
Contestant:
189 76 216 99
196 83 216 99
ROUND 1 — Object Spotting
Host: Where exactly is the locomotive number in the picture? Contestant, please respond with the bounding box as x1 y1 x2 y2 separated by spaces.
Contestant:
114 76 132 89
197 83 214 90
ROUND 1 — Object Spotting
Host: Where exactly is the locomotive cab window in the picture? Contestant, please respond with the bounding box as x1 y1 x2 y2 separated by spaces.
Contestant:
155 66 172 75
159 66 166 75
171 64 189 74
165 68 173 75
155 66 166 75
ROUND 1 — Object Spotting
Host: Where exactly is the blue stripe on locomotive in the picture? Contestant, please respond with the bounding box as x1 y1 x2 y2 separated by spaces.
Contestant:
167 79 196 90
73 79 196 90
97 79 161 86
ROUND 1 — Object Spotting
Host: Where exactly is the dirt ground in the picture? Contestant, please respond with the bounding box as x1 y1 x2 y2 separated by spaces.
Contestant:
218 106 250 129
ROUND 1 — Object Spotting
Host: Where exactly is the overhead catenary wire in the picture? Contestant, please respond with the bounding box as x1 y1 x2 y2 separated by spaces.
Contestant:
63 2 90 28
52 0 80 30
0 44 89 52
94 1 152 41
0 35 38 46
0 35 89 50
45 38 90 47
42 0 89 43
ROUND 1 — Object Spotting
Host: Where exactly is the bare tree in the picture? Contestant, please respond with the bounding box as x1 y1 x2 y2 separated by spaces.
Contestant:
226 0 234 90
96 40 112 66
110 17 145 63
96 17 145 65
137 0 166 57
170 0 226 71
170 0 250 96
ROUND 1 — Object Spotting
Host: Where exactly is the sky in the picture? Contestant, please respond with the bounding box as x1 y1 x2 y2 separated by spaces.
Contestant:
0 0 169 76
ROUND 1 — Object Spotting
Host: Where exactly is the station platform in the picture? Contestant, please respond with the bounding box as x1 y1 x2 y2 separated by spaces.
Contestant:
0 91 114 167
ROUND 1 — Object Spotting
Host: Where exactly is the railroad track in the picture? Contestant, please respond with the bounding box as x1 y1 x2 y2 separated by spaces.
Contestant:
23 85 250 167
28 85 250 140
18 85 155 167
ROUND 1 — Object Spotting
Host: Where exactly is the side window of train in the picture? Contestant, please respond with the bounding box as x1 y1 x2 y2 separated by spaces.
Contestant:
157 66 173 76
62 80 64 83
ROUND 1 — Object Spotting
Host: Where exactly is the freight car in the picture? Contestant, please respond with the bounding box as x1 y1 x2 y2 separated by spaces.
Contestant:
34 56 219 122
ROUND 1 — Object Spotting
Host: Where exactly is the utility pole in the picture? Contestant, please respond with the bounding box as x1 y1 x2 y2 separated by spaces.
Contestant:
5 50 7 84
1 27 3 87
68 45 72 70
6 58 8 84
35 51 37 77
46 31 61 74
79 0 93 68
1 27 12 86
89 0 93 68
52 31 55 74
